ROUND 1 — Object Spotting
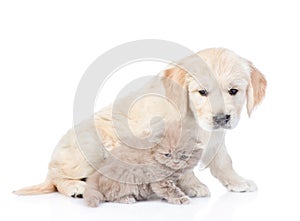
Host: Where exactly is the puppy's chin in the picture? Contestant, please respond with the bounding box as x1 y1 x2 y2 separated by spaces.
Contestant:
197 118 239 131
225 117 240 130
221 125 233 130
197 120 219 132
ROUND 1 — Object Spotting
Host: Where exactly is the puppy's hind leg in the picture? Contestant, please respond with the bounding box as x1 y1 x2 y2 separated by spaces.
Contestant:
53 178 87 198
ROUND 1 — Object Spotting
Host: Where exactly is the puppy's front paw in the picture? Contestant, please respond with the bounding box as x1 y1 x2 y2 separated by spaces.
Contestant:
168 196 190 205
226 179 257 192
184 183 210 197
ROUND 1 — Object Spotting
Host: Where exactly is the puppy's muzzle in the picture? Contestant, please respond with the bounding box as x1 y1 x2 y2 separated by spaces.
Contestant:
213 114 231 127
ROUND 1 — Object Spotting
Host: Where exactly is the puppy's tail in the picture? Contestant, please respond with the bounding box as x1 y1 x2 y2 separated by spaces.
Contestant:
13 178 56 195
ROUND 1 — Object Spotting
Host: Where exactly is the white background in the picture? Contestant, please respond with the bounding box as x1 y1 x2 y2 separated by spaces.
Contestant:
0 1 299 221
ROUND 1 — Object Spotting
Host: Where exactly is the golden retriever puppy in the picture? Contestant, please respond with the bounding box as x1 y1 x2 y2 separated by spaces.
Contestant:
14 48 266 197
193 48 266 191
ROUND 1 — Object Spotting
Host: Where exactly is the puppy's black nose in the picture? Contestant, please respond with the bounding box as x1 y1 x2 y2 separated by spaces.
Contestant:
213 114 231 126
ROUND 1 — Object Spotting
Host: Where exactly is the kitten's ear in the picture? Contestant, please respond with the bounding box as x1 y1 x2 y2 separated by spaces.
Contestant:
161 66 189 117
149 132 164 145
148 118 166 145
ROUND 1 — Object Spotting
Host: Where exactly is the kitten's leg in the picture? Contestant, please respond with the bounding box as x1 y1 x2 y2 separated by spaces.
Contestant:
83 188 104 207
151 180 190 205
83 173 105 207
177 170 210 197
114 195 136 204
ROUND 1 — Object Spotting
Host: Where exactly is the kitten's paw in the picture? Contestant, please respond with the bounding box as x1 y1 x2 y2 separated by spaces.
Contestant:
116 195 136 204
168 196 190 205
85 196 100 208
184 183 210 198
83 191 103 207
226 179 257 192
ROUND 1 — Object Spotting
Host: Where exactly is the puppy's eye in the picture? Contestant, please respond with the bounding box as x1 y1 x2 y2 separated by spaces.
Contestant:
199 90 208 96
228 88 239 96
164 153 171 157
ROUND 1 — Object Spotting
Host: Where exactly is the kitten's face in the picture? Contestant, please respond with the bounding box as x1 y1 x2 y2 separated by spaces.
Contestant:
151 121 203 171
153 140 202 171
154 147 191 170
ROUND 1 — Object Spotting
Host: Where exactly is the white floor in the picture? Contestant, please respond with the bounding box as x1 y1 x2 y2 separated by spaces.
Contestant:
2 166 299 221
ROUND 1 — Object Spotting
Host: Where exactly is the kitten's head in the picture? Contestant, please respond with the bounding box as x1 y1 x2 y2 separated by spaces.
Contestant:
152 122 202 170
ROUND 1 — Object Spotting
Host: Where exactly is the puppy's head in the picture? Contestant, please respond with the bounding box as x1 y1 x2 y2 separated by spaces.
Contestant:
162 48 267 131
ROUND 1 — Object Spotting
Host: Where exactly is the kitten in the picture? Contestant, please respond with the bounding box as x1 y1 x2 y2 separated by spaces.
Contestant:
83 121 202 207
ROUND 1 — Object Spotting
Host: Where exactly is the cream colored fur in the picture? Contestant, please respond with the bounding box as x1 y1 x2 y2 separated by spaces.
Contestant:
14 48 266 197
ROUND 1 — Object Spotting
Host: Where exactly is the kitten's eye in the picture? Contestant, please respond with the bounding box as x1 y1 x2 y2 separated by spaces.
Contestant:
164 153 171 157
228 88 239 96
199 89 208 96
180 155 189 160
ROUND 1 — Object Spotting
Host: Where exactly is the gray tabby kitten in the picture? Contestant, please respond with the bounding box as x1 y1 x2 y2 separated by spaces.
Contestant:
83 121 202 207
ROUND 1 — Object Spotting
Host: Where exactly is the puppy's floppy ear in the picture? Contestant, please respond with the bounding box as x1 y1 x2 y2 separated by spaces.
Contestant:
246 62 267 116
161 66 189 117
